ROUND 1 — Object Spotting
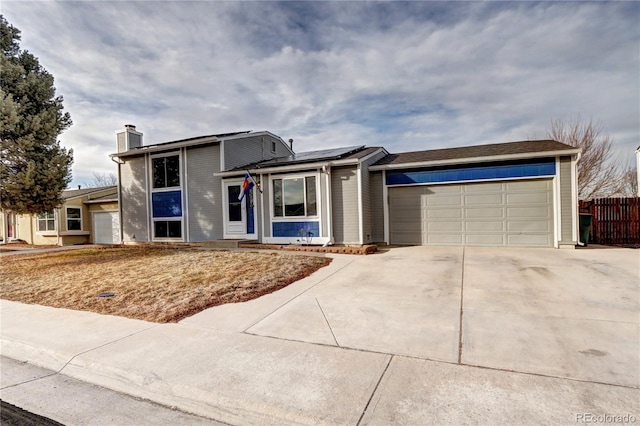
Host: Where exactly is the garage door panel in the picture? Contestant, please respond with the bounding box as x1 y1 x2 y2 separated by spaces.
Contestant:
506 192 550 204
428 221 463 232
465 194 503 205
426 196 462 206
465 208 505 218
430 185 462 194
508 220 551 232
94 212 119 244
389 178 554 247
506 180 551 191
507 206 550 218
428 209 463 219
464 182 502 192
466 234 505 245
466 221 504 232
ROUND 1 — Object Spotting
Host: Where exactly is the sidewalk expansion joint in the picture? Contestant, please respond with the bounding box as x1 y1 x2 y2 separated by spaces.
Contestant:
0 370 58 390
357 355 393 426
316 297 340 347
56 324 161 375
241 257 358 333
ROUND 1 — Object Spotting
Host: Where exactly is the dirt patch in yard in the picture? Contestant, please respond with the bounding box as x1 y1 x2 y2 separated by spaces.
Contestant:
0 247 331 323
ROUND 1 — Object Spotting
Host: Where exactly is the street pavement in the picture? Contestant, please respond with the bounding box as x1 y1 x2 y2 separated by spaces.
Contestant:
1 246 638 425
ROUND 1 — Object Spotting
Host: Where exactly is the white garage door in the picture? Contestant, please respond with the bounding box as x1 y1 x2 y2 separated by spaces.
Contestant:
93 212 120 244
389 179 554 247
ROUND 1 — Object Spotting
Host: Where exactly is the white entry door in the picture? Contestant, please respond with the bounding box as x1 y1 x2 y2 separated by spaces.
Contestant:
223 181 256 238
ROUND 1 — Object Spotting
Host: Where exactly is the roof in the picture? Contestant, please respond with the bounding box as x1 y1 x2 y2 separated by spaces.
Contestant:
133 131 250 150
372 140 579 168
83 192 119 204
62 186 117 200
111 130 283 158
229 146 383 171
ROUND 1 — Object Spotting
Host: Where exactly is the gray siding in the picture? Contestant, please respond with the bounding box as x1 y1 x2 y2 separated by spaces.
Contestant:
120 156 149 242
360 150 387 244
370 172 384 243
261 173 271 237
117 132 126 153
186 144 223 241
559 156 574 243
224 134 290 171
331 166 359 244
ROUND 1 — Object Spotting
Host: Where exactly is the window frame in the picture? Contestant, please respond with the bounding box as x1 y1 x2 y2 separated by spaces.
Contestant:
271 173 319 219
37 211 56 233
153 220 183 239
151 153 181 189
150 151 183 241
65 206 82 231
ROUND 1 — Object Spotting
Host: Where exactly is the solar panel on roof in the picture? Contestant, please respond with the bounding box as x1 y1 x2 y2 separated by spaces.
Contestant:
255 146 366 168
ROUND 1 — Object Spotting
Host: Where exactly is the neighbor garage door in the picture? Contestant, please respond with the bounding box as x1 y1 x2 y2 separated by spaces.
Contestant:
389 179 553 247
93 212 119 244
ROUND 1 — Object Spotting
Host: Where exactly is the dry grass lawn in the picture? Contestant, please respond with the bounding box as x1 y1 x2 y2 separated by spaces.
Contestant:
0 247 331 323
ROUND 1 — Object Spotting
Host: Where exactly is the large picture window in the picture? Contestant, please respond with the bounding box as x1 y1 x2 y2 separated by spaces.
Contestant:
37 212 55 232
152 155 180 188
273 176 317 217
66 207 82 230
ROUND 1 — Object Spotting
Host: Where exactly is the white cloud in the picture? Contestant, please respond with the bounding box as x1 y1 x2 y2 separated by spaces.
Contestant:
3 1 638 186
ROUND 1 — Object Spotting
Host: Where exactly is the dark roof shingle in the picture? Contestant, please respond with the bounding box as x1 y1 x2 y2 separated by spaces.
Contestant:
62 186 116 200
373 140 577 167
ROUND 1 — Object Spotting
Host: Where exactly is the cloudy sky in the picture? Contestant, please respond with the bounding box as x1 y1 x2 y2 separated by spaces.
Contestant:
3 1 639 188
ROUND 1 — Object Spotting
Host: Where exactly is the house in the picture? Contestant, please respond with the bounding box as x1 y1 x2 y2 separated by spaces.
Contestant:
111 125 580 248
0 186 118 246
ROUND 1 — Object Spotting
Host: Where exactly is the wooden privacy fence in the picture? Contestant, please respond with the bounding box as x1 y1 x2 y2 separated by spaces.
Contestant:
579 197 640 246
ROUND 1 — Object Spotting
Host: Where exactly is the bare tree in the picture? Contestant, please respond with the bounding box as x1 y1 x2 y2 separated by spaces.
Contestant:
548 117 625 200
83 172 117 188
618 166 638 197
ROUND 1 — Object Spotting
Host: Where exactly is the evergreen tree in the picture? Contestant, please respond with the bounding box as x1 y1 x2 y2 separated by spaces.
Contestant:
0 15 73 214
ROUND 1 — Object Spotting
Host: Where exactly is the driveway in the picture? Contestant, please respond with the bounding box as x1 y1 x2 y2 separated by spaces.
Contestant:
188 245 640 388
3 245 638 424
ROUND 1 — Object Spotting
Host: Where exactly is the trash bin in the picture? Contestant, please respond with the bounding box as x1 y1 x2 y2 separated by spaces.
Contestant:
579 213 593 246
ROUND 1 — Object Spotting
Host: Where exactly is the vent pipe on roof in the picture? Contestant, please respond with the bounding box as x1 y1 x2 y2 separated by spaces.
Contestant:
288 139 294 152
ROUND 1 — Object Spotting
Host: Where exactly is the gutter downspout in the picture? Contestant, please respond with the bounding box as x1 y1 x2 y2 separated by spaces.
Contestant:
111 156 125 244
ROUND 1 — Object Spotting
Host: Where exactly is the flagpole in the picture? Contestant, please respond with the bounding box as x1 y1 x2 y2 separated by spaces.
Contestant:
246 170 263 194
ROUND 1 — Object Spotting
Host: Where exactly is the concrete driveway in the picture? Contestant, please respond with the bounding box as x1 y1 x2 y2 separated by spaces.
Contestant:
3 245 638 424
188 245 640 388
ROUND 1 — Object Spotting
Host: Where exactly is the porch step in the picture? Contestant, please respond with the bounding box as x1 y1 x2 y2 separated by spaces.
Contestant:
200 239 258 249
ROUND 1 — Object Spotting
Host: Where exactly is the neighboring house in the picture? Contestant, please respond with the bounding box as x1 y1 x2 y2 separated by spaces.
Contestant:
0 186 118 246
111 125 580 248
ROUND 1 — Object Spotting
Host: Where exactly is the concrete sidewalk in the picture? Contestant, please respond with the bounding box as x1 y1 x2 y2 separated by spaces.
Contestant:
1 247 639 425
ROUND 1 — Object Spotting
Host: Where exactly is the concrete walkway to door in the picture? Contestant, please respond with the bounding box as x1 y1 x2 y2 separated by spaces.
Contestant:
2 245 638 424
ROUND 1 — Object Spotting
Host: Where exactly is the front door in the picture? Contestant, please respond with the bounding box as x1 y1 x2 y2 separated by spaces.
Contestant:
224 182 255 238
7 212 16 239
